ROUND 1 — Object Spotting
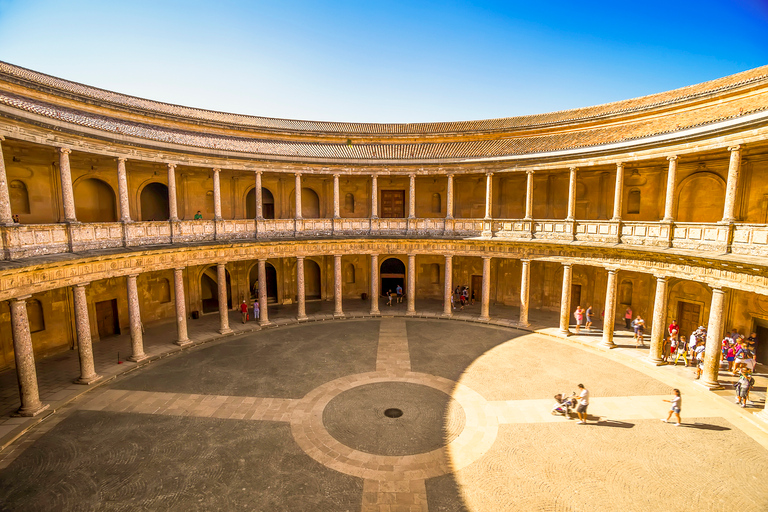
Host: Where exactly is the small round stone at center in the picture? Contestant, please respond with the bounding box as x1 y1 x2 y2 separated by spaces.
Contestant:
384 408 403 418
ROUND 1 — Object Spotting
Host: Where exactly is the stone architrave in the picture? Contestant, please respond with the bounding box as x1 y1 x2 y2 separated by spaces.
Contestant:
519 259 531 327
524 171 534 220
443 254 453 316
212 168 223 221
601 268 619 348
333 174 341 219
255 171 263 220
611 163 624 221
406 253 416 315
116 157 131 222
701 288 726 388
59 148 77 222
167 163 179 221
370 254 380 315
217 263 232 334
294 173 303 220
559 263 573 335
258 259 271 325
72 283 102 384
297 256 307 320
173 268 191 346
480 256 491 321
662 156 678 222
721 146 741 223
445 173 454 219
126 274 147 362
648 276 669 364
371 174 378 219
0 136 13 223
9 296 49 416
334 254 344 317
566 167 577 221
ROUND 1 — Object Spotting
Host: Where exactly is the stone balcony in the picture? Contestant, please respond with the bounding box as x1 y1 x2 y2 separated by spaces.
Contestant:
1 218 766 261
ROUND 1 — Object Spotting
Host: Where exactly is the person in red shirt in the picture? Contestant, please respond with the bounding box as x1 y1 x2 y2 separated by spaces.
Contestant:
668 320 679 340
240 300 248 323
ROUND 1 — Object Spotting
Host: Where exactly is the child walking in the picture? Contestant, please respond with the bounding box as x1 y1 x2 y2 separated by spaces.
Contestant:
662 389 682 426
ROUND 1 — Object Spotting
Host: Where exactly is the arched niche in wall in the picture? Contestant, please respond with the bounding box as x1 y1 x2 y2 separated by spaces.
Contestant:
627 189 641 214
245 187 275 219
345 193 355 213
429 263 440 284
289 188 320 218
74 178 117 222
304 259 322 299
431 193 441 214
200 266 231 314
27 299 45 333
676 171 725 222
620 280 633 305
345 263 356 284
156 278 171 304
139 182 170 221
205 191 214 214
9 180 30 214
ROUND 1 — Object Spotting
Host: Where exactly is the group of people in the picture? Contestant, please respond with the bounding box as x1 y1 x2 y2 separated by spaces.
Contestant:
572 306 594 333
239 299 260 323
385 284 404 306
450 285 474 310
551 383 591 424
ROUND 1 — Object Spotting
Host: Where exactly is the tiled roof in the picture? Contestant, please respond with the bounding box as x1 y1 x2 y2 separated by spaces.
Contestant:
1 60 767 136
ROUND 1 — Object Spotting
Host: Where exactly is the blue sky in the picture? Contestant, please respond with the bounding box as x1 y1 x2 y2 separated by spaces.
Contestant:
0 0 766 123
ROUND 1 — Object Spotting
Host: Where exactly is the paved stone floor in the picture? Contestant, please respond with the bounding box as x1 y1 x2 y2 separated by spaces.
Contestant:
1 317 768 511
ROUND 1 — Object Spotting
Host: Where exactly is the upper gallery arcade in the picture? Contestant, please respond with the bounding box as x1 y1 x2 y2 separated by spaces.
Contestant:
1 60 768 417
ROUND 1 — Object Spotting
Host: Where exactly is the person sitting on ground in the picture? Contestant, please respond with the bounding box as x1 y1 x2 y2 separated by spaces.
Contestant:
193 210 203 220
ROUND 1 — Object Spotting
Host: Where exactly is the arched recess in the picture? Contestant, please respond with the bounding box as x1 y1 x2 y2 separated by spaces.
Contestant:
305 259 322 299
9 180 30 214
345 193 355 213
429 263 440 284
620 280 633 305
27 299 45 333
431 193 441 214
200 266 232 314
380 257 406 296
247 262 279 303
156 278 171 303
75 178 117 222
289 187 320 218
139 182 170 221
345 263 356 284
246 187 275 219
676 172 725 222
627 189 641 214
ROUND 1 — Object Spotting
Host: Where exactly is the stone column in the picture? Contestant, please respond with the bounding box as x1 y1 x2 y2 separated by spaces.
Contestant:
294 172 303 219
611 163 624 221
333 173 340 219
216 263 232 334
648 276 669 363
255 172 263 219
72 284 101 384
519 259 531 327
334 254 344 317
446 173 454 219
721 146 742 223
701 288 726 388
173 268 190 346
566 167 577 221
116 157 131 222
0 136 13 224
212 168 223 221
601 268 619 348
258 259 270 325
371 174 378 218
167 163 179 221
559 263 573 335
484 172 493 219
9 296 49 416
662 156 678 222
524 171 534 220
126 274 147 362
59 148 77 222
296 256 307 320
408 173 416 219
370 254 380 315
406 253 416 315
443 254 453 316
480 256 491 321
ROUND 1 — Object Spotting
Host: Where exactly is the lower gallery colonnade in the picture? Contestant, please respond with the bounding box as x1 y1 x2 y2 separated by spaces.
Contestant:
1 61 768 427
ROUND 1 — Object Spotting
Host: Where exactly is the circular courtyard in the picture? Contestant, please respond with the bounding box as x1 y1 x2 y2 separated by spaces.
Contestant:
1 318 767 511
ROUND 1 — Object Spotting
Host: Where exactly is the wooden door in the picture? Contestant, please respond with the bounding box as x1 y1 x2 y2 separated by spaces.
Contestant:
471 275 482 303
676 301 701 338
95 299 119 338
381 190 405 218
571 284 582 309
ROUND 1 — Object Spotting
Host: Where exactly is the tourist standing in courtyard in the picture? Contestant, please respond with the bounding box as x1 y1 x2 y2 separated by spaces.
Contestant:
585 306 593 331
253 300 260 321
662 389 682 426
624 307 632 329
576 384 589 424
240 300 248 323
573 306 584 333
632 315 645 346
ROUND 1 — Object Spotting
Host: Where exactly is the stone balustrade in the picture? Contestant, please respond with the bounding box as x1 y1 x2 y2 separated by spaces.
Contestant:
2 218 768 261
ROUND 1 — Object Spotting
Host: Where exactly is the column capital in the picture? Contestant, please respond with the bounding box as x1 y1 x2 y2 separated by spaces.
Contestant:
653 274 669 282
174 266 186 271
12 294 32 302
667 155 678 162
294 171 302 177
333 173 340 178
0 135 5 142
59 147 71 155
167 162 176 170
254 170 263 176
520 258 531 263
562 262 573 268
127 272 140 278
296 255 305 261
334 254 342 259
710 286 726 294
215 262 226 268
258 257 268 263
212 167 221 173
605 266 619 274
117 156 127 163
482 255 492 261
569 166 577 172
74 282 90 289
616 162 624 170
485 171 494 177
728 145 741 153
525 170 535 175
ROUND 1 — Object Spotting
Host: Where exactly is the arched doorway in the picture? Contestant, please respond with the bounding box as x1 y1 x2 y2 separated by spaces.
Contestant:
676 173 725 222
200 266 232 314
290 187 320 218
140 182 170 221
380 257 405 297
75 178 117 222
305 259 322 299
246 188 275 219
248 262 279 303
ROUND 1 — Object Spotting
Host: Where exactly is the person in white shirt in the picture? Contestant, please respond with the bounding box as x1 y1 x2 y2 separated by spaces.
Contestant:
662 389 682 426
576 383 589 424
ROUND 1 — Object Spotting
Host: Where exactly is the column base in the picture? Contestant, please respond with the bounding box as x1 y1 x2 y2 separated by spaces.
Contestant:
369 310 381 316
441 312 453 318
479 316 491 322
406 310 416 316
127 353 148 363
15 402 50 417
259 320 273 327
560 329 572 337
297 315 308 321
518 321 530 328
175 339 193 347
218 328 233 335
75 374 103 385
333 312 346 318
697 379 723 390
647 356 666 366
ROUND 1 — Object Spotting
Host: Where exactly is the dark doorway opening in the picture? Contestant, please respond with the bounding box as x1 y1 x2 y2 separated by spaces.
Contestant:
381 257 405 296
246 188 275 219
754 324 768 364
571 284 582 309
140 182 170 221
95 299 120 339
248 262 279 304
471 275 482 304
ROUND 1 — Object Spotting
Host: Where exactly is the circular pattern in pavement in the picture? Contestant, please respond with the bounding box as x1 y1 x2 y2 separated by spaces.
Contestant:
323 382 466 456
